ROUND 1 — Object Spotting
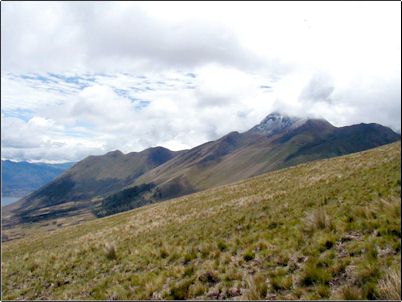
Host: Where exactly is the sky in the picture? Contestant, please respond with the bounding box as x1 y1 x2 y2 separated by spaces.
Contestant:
1 1 401 163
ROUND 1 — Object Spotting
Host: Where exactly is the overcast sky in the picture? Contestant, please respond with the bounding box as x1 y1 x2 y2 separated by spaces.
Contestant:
1 1 401 162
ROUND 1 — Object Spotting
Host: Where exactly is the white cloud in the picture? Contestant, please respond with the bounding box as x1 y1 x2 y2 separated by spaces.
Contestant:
1 2 400 162
71 85 135 125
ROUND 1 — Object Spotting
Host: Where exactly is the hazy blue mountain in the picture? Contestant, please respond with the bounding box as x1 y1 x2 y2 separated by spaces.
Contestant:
1 160 76 203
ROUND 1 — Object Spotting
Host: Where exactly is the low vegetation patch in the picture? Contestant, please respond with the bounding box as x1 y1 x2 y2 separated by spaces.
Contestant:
92 183 156 217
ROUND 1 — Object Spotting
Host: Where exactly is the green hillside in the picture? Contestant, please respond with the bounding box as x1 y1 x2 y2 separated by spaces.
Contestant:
2 142 401 300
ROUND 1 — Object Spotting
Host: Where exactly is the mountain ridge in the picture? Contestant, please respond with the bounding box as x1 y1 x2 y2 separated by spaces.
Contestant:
3 112 400 227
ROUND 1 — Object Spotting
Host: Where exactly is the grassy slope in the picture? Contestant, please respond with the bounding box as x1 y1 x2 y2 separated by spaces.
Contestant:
2 142 401 300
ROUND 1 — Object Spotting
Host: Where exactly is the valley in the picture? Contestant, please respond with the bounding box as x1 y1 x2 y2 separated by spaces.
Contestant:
1 160 75 206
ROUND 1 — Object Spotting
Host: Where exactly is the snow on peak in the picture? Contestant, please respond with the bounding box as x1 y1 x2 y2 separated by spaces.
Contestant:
249 112 306 136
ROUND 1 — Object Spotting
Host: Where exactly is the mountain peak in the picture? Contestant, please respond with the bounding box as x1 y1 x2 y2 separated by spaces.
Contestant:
248 112 306 136
263 111 287 118
105 150 124 157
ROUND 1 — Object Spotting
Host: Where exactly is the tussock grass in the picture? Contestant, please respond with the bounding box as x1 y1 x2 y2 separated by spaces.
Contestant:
300 259 332 286
376 267 401 300
2 142 401 300
304 208 333 234
271 274 292 291
244 273 268 300
337 285 364 300
243 250 255 262
104 242 117 260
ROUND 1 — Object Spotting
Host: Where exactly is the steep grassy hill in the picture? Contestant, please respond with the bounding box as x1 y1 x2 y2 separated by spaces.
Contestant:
2 142 400 300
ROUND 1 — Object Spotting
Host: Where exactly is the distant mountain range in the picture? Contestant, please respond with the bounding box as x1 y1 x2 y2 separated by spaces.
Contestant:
3 112 400 227
1 160 75 200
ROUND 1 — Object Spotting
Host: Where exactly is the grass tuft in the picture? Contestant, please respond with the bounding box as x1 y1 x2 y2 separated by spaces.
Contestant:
217 241 228 251
271 275 292 291
245 274 268 299
243 250 255 261
168 278 194 300
104 242 117 260
304 208 332 234
198 271 220 284
300 259 332 286
376 267 401 300
337 285 363 300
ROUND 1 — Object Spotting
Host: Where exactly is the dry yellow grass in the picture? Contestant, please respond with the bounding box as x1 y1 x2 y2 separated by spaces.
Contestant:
376 267 401 300
1 142 401 300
